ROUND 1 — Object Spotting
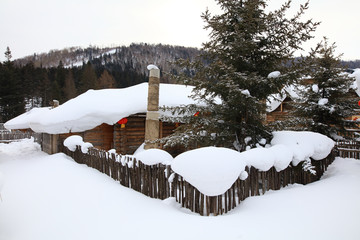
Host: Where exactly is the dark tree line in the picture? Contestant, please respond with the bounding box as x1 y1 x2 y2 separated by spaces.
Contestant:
0 47 147 122
1 43 202 122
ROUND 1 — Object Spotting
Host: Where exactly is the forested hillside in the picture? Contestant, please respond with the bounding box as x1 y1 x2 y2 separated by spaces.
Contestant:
1 42 359 123
0 44 200 122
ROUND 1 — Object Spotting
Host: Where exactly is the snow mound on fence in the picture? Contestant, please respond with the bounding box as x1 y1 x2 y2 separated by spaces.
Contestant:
134 148 173 166
63 135 93 154
270 131 334 166
239 144 293 172
171 147 247 196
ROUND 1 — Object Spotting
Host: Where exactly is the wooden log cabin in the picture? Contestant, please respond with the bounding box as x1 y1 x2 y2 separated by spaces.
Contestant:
4 83 195 156
56 114 181 155
265 77 360 137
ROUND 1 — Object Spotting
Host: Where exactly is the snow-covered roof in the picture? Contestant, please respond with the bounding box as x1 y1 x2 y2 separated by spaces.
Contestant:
4 107 51 130
267 69 360 113
350 68 360 96
5 83 200 134
266 85 302 112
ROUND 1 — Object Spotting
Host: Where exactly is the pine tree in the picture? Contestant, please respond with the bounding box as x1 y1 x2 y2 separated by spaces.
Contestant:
4 47 12 62
63 70 77 100
291 37 356 138
0 47 25 121
98 69 116 89
78 62 98 94
163 0 319 150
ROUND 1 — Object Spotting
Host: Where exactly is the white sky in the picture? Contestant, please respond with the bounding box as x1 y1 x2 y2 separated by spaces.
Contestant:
0 0 359 62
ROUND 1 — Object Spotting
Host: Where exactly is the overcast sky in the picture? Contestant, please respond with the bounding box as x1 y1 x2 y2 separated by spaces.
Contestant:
0 0 359 62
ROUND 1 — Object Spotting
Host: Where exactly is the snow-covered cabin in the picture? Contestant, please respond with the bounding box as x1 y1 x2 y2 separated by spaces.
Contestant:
266 85 301 122
266 69 360 131
4 83 201 155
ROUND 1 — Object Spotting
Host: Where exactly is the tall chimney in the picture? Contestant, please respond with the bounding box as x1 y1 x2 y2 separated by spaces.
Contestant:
144 65 160 149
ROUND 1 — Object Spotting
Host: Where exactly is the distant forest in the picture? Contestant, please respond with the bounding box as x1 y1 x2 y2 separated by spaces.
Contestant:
0 43 200 122
0 43 359 122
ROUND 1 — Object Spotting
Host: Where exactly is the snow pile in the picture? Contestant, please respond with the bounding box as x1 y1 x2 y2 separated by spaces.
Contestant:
63 135 93 154
240 144 293 172
0 138 41 156
312 84 319 92
318 98 329 105
240 148 275 171
267 71 281 78
0 171 4 196
271 131 335 166
134 148 173 166
171 147 247 196
147 64 159 70
0 139 359 240
269 145 294 171
241 89 251 96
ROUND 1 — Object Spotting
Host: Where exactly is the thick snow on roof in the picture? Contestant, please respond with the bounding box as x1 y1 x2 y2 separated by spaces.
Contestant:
4 107 51 130
6 83 199 134
266 92 287 112
171 147 247 196
350 68 360 96
266 85 303 112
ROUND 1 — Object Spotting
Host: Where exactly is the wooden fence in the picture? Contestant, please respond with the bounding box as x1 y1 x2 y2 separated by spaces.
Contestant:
336 140 360 159
0 126 43 145
62 146 172 200
0 128 350 215
61 145 336 216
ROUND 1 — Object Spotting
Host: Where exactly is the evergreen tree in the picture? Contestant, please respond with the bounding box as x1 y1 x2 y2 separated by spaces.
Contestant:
78 62 98 94
39 71 51 107
50 80 62 104
4 47 12 62
163 0 319 150
98 69 116 89
0 47 25 122
63 70 77 100
291 38 356 138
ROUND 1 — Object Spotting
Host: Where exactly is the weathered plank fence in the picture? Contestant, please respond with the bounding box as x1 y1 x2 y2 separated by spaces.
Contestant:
61 145 336 216
336 140 360 159
172 150 335 216
62 146 172 200
0 125 42 144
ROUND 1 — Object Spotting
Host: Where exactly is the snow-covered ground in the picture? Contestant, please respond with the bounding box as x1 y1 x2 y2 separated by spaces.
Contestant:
0 139 360 240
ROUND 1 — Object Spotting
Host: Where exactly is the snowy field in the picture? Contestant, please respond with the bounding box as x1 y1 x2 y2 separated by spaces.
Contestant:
0 139 360 240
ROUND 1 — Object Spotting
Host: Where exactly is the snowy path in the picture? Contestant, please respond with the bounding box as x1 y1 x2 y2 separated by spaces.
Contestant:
0 139 359 240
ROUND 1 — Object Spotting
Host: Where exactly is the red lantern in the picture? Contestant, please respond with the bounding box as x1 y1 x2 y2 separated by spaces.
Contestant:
358 100 360 106
117 118 128 128
194 111 200 117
